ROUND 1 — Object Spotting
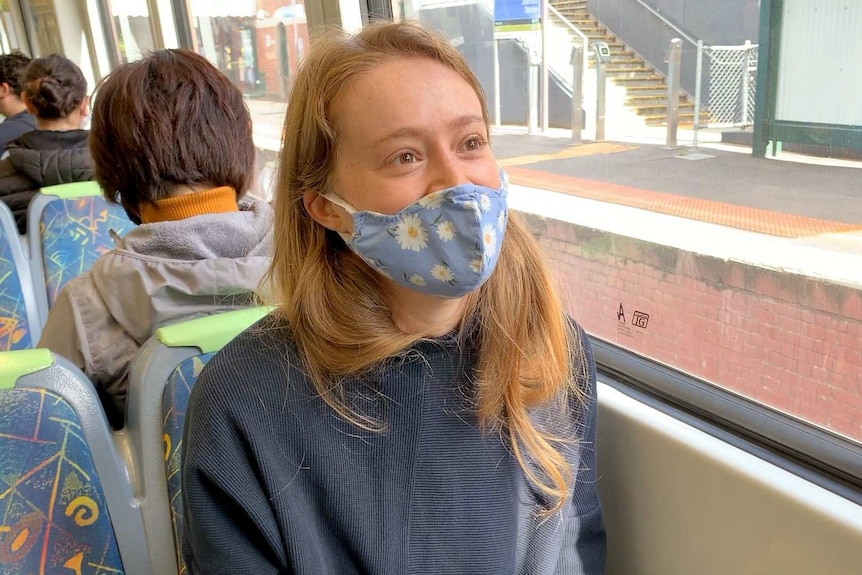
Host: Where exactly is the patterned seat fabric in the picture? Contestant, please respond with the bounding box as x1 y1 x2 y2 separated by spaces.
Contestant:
0 231 31 351
162 353 214 574
0 388 124 574
39 197 135 307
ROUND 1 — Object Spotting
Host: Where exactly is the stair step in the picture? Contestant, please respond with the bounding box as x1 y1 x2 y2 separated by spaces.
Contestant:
627 94 688 104
612 79 667 89
608 65 655 74
613 73 665 83
607 69 660 78
610 57 642 65
632 103 696 115
624 86 668 95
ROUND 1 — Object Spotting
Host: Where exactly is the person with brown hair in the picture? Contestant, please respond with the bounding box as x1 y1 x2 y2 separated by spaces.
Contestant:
0 54 91 233
38 49 272 429
181 21 605 575
0 52 36 151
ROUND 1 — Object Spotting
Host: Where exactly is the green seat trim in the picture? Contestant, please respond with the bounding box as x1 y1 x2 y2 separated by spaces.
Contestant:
155 307 274 353
39 181 101 199
0 349 54 390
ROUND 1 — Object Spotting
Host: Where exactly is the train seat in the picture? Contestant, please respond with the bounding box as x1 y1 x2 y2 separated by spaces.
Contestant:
27 181 135 319
0 201 41 349
125 307 273 574
0 349 151 575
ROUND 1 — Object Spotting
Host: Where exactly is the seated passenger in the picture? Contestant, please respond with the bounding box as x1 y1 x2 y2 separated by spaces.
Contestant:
182 22 605 574
0 54 91 233
38 50 272 429
0 52 36 152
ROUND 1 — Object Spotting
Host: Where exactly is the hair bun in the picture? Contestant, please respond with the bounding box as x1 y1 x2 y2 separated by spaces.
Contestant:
21 54 87 120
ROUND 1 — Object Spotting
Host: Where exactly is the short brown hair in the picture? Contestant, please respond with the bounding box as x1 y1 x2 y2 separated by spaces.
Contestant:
21 54 87 118
0 52 31 96
90 49 254 220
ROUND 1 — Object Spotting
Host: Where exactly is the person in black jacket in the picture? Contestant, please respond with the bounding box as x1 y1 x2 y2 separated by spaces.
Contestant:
0 52 36 152
0 54 92 233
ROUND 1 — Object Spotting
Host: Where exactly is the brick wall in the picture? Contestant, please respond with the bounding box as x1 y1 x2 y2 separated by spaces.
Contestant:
523 213 862 442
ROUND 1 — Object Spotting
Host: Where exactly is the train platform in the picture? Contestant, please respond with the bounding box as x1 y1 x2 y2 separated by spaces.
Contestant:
489 129 862 288
491 130 862 232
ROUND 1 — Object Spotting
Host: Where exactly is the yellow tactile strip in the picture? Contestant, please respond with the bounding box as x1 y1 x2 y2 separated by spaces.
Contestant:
506 166 862 238
497 143 635 167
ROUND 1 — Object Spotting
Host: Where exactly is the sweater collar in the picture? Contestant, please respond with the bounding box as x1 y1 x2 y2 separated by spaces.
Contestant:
140 186 238 224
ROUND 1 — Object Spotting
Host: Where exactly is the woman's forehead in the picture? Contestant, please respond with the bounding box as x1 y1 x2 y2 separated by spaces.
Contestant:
329 58 484 142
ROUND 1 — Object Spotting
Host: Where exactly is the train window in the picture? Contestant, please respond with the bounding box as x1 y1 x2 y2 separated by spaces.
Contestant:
0 3 23 53
182 1 310 199
184 1 308 102
381 0 862 487
103 0 156 64
22 0 62 55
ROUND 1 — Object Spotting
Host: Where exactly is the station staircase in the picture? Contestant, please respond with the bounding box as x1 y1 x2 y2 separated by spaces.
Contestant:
551 0 707 127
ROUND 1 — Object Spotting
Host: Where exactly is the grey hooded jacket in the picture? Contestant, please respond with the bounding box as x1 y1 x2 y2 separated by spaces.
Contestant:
38 199 273 427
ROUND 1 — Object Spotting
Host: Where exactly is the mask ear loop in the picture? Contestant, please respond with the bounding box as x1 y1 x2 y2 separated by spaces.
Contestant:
322 192 358 214
321 193 358 242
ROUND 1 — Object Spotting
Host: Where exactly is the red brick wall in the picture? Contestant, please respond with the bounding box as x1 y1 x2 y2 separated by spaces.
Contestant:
255 0 310 98
524 214 862 442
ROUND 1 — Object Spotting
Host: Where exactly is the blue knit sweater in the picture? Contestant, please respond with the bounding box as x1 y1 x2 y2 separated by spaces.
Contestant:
181 319 606 574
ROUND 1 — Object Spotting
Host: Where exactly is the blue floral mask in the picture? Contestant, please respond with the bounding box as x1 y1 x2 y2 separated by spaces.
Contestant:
324 170 509 298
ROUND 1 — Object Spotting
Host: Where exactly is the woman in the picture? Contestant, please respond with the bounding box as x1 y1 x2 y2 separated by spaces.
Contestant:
0 54 91 233
38 50 272 429
182 22 606 574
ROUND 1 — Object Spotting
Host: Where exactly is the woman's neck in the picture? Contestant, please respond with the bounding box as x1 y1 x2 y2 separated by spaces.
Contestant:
35 112 82 131
386 282 467 337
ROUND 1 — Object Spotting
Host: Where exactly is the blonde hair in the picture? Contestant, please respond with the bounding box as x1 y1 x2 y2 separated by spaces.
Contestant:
268 21 586 513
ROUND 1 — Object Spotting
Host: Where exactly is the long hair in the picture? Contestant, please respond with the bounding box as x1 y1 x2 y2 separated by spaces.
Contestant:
268 21 586 513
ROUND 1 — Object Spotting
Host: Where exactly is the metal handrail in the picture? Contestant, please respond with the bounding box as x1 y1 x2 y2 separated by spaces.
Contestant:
633 0 698 47
547 5 590 71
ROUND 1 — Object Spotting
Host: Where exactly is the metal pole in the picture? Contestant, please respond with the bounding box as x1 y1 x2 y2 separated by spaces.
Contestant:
741 39 752 125
693 39 703 150
493 38 501 127
540 0 549 132
665 38 682 148
528 62 538 134
571 44 584 145
595 54 606 141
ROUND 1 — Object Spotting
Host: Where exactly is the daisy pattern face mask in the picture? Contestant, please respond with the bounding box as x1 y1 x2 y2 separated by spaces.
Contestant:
323 170 509 298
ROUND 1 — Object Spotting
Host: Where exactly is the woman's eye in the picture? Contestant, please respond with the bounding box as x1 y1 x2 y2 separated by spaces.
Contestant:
398 152 416 164
464 137 485 151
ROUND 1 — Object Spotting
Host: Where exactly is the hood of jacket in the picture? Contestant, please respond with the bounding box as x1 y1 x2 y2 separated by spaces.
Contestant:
7 129 93 186
89 199 273 344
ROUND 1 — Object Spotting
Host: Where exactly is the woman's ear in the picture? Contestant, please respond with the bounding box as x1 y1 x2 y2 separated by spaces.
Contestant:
21 93 36 115
80 95 91 117
303 190 354 234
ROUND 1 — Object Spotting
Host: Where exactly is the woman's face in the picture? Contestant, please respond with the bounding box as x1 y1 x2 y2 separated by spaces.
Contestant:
328 57 499 217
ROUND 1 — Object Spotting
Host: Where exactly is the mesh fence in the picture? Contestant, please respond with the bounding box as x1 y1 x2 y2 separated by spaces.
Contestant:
706 44 758 127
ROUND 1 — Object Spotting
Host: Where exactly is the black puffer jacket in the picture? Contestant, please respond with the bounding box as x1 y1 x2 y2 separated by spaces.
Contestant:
0 129 93 233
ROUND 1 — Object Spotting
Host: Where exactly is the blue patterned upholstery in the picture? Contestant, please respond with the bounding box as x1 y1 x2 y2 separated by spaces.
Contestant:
38 196 135 307
0 388 124 574
162 353 214 574
0 227 31 351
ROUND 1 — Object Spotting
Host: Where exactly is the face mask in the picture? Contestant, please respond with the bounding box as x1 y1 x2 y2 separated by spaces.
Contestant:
324 170 509 298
